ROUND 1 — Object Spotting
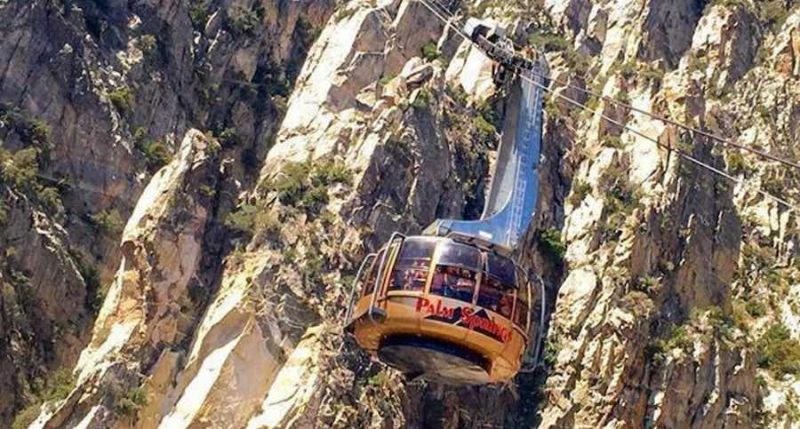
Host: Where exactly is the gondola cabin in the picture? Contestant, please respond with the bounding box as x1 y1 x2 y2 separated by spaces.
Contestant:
347 233 533 385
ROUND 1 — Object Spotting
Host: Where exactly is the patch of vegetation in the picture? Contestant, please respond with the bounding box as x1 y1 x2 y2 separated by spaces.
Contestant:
227 6 261 36
421 41 439 61
0 105 52 146
11 404 41 429
36 186 61 213
77 258 104 313
0 199 7 226
411 88 432 109
189 4 210 30
115 387 148 417
91 208 125 234
537 228 566 263
12 369 75 429
633 275 658 293
108 87 134 113
474 115 496 140
25 118 52 145
726 151 751 175
603 135 624 149
746 300 767 318
281 160 349 212
225 203 280 236
218 127 240 147
528 29 589 71
199 184 216 198
0 147 39 190
528 32 570 52
758 0 793 30
598 164 642 240
649 324 693 362
379 74 395 86
133 131 171 174
542 337 561 367
757 323 800 377
568 180 592 207
0 147 63 214
136 34 157 55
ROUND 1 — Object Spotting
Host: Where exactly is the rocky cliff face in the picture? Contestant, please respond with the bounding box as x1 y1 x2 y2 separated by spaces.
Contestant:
1 0 798 428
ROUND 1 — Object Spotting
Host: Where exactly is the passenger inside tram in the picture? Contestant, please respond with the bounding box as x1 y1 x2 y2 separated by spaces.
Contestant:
431 265 477 302
478 276 514 318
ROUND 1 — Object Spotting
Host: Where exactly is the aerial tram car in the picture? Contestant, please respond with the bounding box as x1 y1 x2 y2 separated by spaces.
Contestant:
345 18 548 385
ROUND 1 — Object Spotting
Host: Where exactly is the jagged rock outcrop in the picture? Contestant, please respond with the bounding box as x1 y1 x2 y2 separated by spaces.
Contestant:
1 0 334 425
2 0 799 428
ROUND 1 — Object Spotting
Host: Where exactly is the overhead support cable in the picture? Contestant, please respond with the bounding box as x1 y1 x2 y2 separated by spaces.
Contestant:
414 0 799 212
520 74 800 212
417 0 800 172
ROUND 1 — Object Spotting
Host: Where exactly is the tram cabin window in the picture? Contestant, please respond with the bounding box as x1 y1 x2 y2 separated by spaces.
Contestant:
362 250 384 297
430 242 481 303
487 253 516 287
388 238 436 292
477 276 514 318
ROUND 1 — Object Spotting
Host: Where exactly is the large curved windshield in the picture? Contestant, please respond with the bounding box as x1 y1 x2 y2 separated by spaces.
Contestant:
388 238 436 292
437 241 482 269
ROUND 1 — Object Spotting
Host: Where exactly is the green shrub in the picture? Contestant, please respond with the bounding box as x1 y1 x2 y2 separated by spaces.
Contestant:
543 338 561 367
0 199 7 226
758 0 791 30
115 387 148 417
1 147 39 190
108 87 134 113
227 6 260 35
537 228 566 262
421 41 439 61
199 184 216 198
36 186 62 213
746 300 767 318
26 118 51 144
411 88 431 109
218 128 239 147
135 139 171 173
757 323 800 377
312 160 352 187
42 369 75 402
474 115 496 140
634 275 658 293
726 152 751 175
136 35 157 55
11 403 41 429
603 135 624 149
258 160 353 216
568 181 592 206
528 32 569 51
601 166 641 215
13 367 76 428
272 162 312 207
379 74 395 86
77 259 104 313
91 209 125 234
189 4 210 30
225 204 280 236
